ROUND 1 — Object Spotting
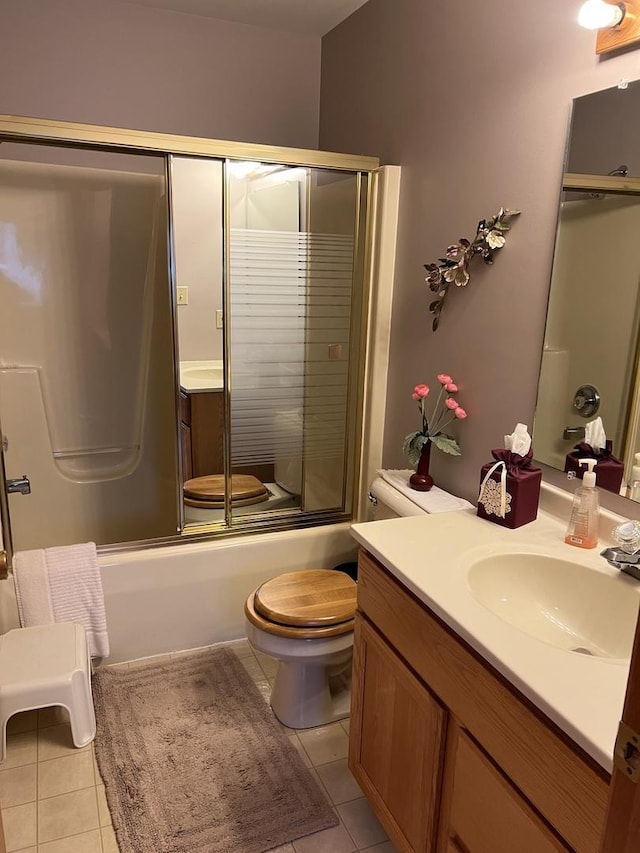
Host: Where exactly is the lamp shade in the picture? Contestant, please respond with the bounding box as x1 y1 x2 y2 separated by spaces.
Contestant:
578 0 624 29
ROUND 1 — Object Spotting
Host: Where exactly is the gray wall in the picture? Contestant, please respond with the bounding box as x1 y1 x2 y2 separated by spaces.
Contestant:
0 0 321 148
319 0 640 502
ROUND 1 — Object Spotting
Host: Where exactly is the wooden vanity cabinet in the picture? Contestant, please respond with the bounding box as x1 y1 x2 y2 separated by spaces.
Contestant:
179 389 224 480
349 550 610 853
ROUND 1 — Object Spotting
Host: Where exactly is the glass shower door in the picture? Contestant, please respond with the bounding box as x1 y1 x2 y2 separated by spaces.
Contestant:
226 162 367 524
0 143 180 550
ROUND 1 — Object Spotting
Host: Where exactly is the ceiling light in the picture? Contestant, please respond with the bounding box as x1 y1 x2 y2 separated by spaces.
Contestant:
578 0 625 30
578 0 640 54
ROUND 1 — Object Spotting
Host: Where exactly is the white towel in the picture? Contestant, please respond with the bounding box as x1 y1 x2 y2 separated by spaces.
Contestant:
379 469 474 513
13 542 109 660
13 549 55 626
46 543 110 660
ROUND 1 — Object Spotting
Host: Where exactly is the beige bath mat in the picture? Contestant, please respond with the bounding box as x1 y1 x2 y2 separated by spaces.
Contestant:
93 647 337 852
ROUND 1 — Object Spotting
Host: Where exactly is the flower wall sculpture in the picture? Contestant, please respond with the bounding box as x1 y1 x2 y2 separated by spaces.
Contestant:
425 207 520 330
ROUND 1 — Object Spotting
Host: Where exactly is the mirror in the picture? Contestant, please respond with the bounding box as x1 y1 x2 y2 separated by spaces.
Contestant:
534 80 640 500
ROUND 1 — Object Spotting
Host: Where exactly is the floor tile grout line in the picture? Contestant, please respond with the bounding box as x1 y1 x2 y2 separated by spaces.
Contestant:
37 780 97 803
96 762 105 853
35 726 39 848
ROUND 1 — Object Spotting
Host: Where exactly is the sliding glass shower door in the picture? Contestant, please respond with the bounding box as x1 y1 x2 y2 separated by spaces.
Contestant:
0 134 373 553
0 143 180 550
225 162 367 524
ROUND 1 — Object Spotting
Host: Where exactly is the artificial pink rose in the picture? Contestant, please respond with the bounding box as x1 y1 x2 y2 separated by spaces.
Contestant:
412 384 430 400
445 397 459 410
454 407 467 419
445 382 458 393
437 374 452 385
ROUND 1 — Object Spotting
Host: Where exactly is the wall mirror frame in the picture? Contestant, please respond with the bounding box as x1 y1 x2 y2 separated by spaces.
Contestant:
534 78 640 514
0 116 381 568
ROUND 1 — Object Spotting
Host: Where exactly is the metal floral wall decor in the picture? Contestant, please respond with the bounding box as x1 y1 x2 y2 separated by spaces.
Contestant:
425 207 520 331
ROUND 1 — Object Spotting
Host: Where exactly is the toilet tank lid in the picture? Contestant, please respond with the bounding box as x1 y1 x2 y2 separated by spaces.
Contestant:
371 471 474 515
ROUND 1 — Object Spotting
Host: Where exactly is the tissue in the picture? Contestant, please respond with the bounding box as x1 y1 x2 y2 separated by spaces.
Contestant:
584 417 606 452
563 416 624 494
477 424 541 529
504 423 532 457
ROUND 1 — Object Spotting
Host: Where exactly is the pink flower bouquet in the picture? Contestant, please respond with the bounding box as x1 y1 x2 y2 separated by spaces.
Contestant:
402 373 467 466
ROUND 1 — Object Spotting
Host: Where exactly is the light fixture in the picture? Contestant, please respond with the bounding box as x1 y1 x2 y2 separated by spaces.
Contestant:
578 0 624 29
578 0 640 54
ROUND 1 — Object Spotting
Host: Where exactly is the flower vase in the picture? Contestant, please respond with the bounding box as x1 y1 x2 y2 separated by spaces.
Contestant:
410 440 434 492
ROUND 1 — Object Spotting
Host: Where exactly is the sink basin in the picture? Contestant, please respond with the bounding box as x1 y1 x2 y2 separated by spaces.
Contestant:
468 554 640 660
179 362 223 391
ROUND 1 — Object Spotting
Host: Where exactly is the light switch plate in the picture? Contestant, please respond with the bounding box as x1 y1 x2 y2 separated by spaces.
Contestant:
216 309 223 329
177 286 189 305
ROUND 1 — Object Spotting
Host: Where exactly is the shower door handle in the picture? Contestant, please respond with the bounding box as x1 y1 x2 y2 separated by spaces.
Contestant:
6 475 31 495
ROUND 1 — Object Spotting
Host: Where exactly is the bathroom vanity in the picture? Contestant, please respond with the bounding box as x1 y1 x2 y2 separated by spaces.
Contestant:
179 362 225 480
349 504 636 853
179 389 224 480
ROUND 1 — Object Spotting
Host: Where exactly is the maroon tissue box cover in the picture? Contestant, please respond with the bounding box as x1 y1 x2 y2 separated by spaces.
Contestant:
563 441 624 494
477 450 542 530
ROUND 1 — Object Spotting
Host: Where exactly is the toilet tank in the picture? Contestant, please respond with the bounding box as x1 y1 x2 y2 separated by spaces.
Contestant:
367 476 428 520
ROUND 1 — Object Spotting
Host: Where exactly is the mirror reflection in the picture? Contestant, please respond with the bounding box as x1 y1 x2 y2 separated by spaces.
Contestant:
534 80 640 500
172 156 365 527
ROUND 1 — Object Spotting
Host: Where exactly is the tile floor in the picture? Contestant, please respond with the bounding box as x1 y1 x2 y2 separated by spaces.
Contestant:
0 640 397 853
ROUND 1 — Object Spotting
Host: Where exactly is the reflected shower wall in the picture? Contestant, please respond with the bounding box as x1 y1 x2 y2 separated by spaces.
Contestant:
535 194 640 471
0 144 179 549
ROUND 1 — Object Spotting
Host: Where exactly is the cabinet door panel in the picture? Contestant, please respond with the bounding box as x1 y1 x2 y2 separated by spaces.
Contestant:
350 614 446 853
446 730 568 853
180 422 192 482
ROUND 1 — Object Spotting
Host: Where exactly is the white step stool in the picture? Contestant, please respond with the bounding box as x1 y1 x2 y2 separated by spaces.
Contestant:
0 622 96 763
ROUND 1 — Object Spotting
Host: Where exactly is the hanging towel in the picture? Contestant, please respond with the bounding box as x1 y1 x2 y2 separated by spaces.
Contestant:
46 543 109 660
13 542 109 659
13 549 55 627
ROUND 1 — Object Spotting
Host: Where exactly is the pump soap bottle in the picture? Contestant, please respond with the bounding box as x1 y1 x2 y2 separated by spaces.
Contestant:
564 458 599 549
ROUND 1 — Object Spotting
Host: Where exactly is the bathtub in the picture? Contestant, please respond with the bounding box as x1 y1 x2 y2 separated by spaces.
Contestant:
1 523 358 663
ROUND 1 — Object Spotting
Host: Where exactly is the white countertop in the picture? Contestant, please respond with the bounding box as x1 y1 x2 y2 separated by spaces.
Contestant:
351 496 637 772
179 360 223 393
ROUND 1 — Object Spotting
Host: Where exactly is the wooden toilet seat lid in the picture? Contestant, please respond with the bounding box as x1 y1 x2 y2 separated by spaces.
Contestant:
183 474 268 508
245 593 354 639
254 569 356 628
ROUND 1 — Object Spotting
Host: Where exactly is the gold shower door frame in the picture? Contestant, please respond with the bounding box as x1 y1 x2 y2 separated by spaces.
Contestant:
0 116 379 569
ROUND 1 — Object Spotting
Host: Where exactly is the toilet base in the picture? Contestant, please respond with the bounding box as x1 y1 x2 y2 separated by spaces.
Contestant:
270 658 352 729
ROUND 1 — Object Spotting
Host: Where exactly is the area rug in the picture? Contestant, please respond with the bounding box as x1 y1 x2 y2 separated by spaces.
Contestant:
93 647 338 853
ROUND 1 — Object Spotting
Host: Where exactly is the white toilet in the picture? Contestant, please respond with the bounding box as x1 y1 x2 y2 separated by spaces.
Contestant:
245 569 356 729
244 472 470 729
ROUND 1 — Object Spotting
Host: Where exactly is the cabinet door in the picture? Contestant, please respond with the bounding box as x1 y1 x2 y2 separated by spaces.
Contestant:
190 392 224 477
350 614 446 853
440 726 569 853
180 422 193 482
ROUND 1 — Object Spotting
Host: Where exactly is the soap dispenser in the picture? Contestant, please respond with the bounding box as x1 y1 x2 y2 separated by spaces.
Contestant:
564 458 599 549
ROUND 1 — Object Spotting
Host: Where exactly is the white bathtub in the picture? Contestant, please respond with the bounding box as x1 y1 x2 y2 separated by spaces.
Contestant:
1 523 357 663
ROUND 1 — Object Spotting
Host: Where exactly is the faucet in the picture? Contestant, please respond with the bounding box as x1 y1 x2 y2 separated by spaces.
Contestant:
601 521 640 581
6 476 31 496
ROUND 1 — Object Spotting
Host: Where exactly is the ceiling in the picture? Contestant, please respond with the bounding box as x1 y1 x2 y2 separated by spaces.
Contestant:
113 0 369 35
